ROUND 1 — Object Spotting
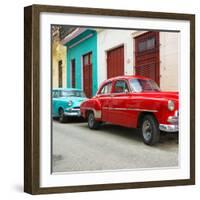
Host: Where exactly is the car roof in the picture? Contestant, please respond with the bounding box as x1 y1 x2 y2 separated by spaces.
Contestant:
52 88 83 91
102 75 151 84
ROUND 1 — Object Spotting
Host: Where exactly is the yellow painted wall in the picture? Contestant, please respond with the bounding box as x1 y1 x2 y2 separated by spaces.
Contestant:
52 32 67 88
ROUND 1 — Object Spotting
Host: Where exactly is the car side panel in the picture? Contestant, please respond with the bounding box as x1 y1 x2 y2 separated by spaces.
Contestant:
109 93 137 127
126 95 176 126
127 95 162 127
96 94 111 122
52 98 66 117
80 98 102 120
52 98 59 117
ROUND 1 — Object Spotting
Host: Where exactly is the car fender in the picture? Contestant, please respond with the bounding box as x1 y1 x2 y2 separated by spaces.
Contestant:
130 97 164 127
80 98 102 119
54 99 67 115
134 97 176 125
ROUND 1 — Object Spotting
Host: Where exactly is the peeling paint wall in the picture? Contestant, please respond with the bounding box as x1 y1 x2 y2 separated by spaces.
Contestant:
98 29 179 91
97 29 135 84
160 32 179 91
52 31 67 88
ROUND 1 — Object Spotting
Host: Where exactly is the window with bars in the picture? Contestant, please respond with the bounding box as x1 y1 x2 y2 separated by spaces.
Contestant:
138 37 156 53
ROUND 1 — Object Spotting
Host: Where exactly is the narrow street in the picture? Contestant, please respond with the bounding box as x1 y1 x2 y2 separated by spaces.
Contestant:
52 120 178 173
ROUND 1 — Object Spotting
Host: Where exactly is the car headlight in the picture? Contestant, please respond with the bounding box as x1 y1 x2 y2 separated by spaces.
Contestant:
168 100 175 111
67 100 73 107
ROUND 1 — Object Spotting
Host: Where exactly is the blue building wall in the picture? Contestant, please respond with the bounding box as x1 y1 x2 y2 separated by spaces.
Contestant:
65 30 98 96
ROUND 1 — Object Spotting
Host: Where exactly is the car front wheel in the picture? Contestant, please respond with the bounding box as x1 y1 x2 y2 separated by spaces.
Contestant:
141 115 160 145
88 111 100 130
58 108 67 123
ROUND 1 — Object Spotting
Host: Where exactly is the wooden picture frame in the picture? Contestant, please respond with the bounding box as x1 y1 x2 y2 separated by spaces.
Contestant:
24 4 195 194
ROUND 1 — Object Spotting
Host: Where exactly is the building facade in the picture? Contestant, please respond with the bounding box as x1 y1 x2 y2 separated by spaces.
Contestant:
63 28 98 98
62 28 179 97
52 26 67 88
97 29 179 91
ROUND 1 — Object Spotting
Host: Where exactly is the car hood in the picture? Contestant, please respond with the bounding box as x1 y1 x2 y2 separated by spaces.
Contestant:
59 97 87 103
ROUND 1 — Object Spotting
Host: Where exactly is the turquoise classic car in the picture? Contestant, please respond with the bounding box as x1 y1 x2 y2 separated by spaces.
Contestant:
52 88 87 122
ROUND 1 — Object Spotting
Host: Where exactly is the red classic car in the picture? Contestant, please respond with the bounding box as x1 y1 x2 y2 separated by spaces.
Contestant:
80 75 179 145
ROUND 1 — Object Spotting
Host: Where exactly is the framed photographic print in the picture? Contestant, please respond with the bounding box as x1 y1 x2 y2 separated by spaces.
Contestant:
24 4 195 194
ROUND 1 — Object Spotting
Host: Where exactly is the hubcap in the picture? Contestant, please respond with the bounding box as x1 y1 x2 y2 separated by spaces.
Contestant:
142 120 152 141
89 113 94 127
59 110 64 120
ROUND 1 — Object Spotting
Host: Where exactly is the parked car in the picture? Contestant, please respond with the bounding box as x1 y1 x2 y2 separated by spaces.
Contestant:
80 75 179 145
52 88 87 122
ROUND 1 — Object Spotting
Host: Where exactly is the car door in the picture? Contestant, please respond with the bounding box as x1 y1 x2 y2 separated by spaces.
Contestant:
52 90 56 116
52 90 60 116
96 82 112 122
109 80 132 127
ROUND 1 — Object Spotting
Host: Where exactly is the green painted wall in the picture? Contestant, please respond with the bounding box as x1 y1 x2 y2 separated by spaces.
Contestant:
66 30 98 96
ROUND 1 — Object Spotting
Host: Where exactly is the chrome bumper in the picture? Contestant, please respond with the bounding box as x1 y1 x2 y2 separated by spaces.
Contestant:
159 111 179 132
64 108 81 117
159 124 178 132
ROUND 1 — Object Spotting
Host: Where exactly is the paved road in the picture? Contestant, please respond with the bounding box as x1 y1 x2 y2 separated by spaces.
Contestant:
52 120 178 173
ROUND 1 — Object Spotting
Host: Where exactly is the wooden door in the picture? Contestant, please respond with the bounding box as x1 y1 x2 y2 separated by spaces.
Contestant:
135 32 160 85
71 59 75 88
107 46 124 79
83 53 92 98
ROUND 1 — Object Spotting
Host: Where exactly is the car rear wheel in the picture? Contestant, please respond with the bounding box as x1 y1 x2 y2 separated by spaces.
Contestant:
141 114 160 145
88 111 100 130
59 108 67 123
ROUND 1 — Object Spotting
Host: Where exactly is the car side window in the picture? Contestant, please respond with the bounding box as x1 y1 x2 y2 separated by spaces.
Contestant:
100 82 112 94
57 91 61 97
52 91 55 98
52 90 58 98
114 80 129 93
53 90 60 98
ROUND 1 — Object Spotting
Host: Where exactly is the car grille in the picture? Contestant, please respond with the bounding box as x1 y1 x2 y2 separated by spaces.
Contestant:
73 107 80 109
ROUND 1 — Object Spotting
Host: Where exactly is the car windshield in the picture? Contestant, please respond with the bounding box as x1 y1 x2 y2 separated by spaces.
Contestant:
61 90 86 97
129 79 160 92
